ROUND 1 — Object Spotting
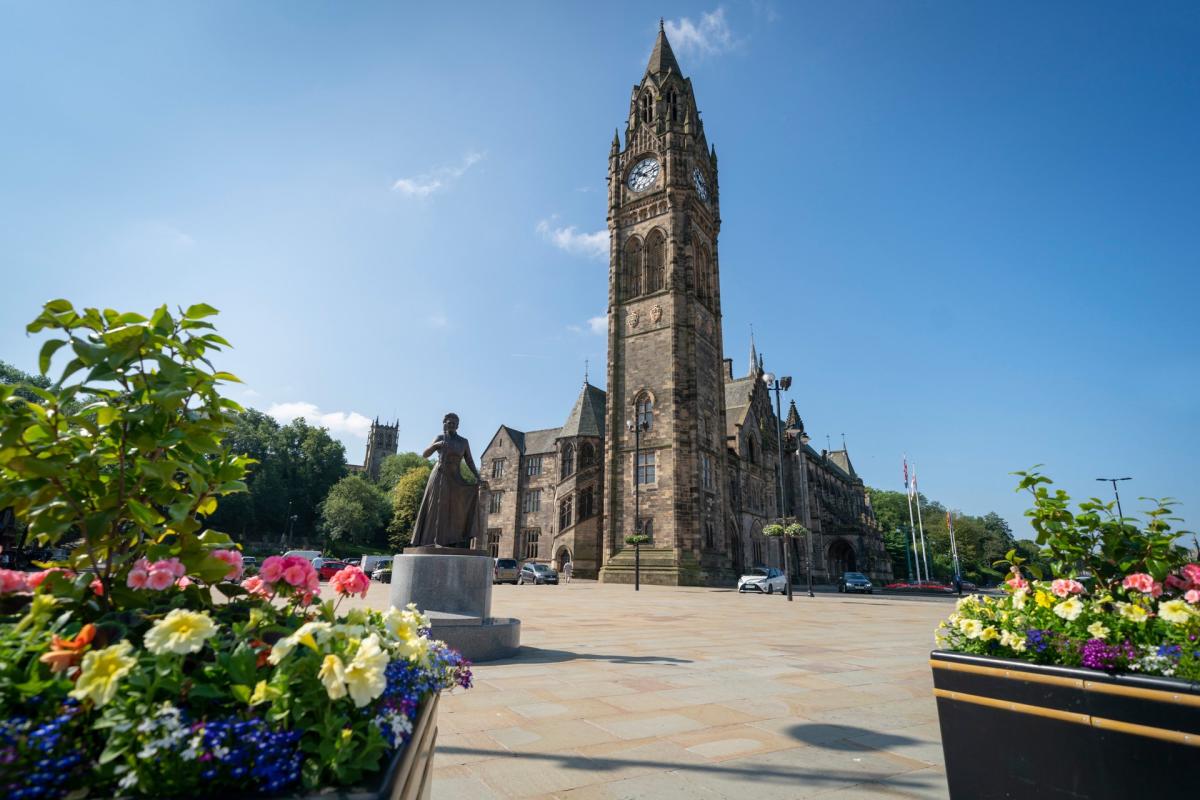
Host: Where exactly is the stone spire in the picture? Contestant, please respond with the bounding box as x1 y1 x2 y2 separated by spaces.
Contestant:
645 19 681 77
748 328 759 377
785 399 804 433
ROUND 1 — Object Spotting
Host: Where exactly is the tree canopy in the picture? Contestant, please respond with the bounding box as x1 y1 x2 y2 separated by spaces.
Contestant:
318 475 392 547
375 452 432 491
388 465 431 550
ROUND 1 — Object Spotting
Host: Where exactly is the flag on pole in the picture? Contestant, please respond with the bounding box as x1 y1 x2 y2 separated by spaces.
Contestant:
911 464 918 498
903 456 909 491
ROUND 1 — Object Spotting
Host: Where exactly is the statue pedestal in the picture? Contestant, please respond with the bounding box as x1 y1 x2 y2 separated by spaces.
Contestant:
390 551 520 662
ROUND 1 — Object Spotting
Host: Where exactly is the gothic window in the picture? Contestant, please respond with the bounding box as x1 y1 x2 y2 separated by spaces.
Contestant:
637 451 656 485
695 244 712 306
668 89 679 122
491 459 505 480
705 518 715 549
638 517 654 543
747 436 757 465
701 454 714 490
525 456 542 476
489 492 502 514
523 528 540 559
487 529 501 558
639 92 653 124
578 487 594 520
561 444 574 478
580 442 595 468
644 229 665 293
636 394 653 430
522 489 541 513
559 496 573 532
623 236 643 300
753 538 764 565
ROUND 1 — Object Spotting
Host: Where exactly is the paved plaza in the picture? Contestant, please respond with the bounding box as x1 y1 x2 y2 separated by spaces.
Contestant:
349 580 952 798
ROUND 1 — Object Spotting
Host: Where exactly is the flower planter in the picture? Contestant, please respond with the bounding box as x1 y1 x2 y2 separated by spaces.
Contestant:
931 650 1200 798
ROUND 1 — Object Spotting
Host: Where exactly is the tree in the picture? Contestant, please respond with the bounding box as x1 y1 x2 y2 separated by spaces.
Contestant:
376 452 432 491
318 475 391 547
388 465 431 550
0 359 50 402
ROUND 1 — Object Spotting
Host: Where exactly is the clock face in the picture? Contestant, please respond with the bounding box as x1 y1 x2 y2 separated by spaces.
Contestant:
692 168 709 202
627 158 660 192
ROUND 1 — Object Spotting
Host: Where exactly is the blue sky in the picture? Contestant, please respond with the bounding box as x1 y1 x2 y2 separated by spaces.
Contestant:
2 2 1197 540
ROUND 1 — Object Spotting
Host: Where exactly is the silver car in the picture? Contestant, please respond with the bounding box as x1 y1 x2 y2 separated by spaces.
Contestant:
493 558 519 584
738 567 788 595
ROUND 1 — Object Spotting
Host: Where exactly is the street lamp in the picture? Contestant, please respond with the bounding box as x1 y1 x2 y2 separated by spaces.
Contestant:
761 371 794 602
1096 477 1131 521
626 417 650 591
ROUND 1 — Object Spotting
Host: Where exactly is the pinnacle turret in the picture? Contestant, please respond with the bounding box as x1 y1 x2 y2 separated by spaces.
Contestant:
645 20 681 77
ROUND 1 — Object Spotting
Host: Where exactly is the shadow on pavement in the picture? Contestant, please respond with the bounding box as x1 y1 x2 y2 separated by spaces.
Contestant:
503 646 693 665
785 722 924 750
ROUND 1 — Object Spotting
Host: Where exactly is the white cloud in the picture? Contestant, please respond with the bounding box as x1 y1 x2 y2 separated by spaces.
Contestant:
664 8 737 58
267 401 373 438
588 315 607 334
536 217 607 260
392 151 484 197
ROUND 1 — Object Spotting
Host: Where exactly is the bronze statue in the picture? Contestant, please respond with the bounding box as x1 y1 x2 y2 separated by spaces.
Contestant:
410 412 486 549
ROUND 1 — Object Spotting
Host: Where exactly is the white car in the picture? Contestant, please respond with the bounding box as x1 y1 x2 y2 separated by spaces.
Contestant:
738 567 788 595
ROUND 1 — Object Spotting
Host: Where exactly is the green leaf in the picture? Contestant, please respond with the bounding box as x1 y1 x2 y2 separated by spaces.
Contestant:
44 299 75 314
38 339 67 375
184 303 219 320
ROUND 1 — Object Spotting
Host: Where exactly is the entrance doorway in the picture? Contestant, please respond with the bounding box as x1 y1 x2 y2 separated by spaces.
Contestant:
555 547 571 572
827 539 857 578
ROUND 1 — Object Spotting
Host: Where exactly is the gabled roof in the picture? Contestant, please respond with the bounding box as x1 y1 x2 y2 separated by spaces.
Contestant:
559 382 606 439
645 21 681 78
828 449 857 478
522 428 561 456
724 376 755 419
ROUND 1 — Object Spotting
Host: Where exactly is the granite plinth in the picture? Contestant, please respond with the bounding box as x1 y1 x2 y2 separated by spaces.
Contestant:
389 553 520 663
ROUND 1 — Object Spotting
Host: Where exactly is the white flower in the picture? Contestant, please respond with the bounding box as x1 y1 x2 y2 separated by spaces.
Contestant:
1053 597 1084 622
1000 629 1027 652
318 654 348 700
958 618 983 639
1011 589 1027 610
269 621 334 665
1158 599 1195 625
1118 602 1149 623
344 634 389 707
1087 621 1109 640
144 609 218 656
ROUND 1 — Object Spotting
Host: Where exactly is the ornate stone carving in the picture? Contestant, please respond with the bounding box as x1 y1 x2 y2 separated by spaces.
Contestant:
650 305 663 323
628 309 641 329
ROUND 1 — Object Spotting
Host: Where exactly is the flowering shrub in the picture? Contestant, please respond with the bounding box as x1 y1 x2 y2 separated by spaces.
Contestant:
0 302 471 798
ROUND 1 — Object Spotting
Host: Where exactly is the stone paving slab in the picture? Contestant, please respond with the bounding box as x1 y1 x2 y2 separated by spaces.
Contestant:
340 579 953 798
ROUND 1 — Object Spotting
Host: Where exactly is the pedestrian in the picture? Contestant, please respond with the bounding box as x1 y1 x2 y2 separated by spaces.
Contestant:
563 559 573 583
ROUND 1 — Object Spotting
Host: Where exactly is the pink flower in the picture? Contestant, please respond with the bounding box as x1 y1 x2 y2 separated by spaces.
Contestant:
211 549 244 581
1182 563 1200 586
149 558 186 578
1050 579 1085 598
176 576 194 589
1186 589 1200 604
27 568 75 590
330 565 371 599
0 569 29 594
1151 581 1164 598
282 564 308 587
127 568 149 589
1166 574 1190 592
298 591 316 607
259 556 285 584
1123 573 1156 594
90 578 105 596
242 576 270 597
146 568 175 591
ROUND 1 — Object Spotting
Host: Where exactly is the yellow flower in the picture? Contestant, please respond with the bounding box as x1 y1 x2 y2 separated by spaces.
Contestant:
1086 621 1109 640
1000 629 1026 652
1035 590 1054 609
249 679 279 706
144 609 217 656
1118 602 1149 623
383 605 427 645
344 634 389 707
318 654 347 700
268 621 333 665
979 626 999 642
70 641 137 707
1158 599 1195 625
958 619 983 639
1053 598 1084 622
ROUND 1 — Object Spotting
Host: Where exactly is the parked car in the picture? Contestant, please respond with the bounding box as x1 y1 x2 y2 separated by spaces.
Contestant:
371 567 392 584
838 571 874 594
494 558 519 584
737 567 788 595
518 562 558 585
317 560 349 581
283 549 322 562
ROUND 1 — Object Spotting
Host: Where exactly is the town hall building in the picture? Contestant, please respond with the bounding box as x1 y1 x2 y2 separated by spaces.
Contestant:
478 25 891 586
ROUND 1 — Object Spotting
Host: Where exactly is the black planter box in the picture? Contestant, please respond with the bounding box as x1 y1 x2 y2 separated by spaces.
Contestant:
931 650 1200 798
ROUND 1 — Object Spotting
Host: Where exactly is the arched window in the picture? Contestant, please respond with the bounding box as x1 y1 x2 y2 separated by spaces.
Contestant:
578 487 594 520
580 442 595 468
644 230 664 293
636 394 653 430
561 444 574 478
559 496 573 532
747 436 757 465
695 245 711 306
623 236 643 300
704 517 715 549
668 89 679 122
639 92 653 124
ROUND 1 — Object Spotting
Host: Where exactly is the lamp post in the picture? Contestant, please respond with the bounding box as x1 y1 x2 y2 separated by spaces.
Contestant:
762 371 793 601
1096 477 1131 521
626 417 650 591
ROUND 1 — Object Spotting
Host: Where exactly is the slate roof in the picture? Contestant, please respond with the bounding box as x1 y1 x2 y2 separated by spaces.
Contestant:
559 382 606 439
645 23 681 77
521 427 561 456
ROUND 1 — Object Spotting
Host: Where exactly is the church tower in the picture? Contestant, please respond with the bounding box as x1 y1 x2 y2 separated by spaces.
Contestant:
600 23 731 585
362 418 398 482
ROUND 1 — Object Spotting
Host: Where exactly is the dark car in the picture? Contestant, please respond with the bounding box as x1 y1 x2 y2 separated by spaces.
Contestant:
838 571 874 594
518 562 558 585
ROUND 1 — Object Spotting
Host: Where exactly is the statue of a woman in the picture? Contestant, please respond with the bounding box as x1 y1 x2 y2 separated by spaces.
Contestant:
410 412 485 549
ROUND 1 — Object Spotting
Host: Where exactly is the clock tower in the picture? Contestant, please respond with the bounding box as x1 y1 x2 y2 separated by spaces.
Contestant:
600 23 731 585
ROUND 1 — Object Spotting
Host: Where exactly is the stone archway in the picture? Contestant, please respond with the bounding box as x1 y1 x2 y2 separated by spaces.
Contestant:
555 547 572 572
827 539 857 578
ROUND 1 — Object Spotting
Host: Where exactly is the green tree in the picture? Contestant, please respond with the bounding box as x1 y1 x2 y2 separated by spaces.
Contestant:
318 475 391 547
376 452 432 491
388 465 431 550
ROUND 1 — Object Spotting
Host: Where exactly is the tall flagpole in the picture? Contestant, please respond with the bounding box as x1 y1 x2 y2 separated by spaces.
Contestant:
903 456 922 582
914 463 930 580
947 510 962 592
